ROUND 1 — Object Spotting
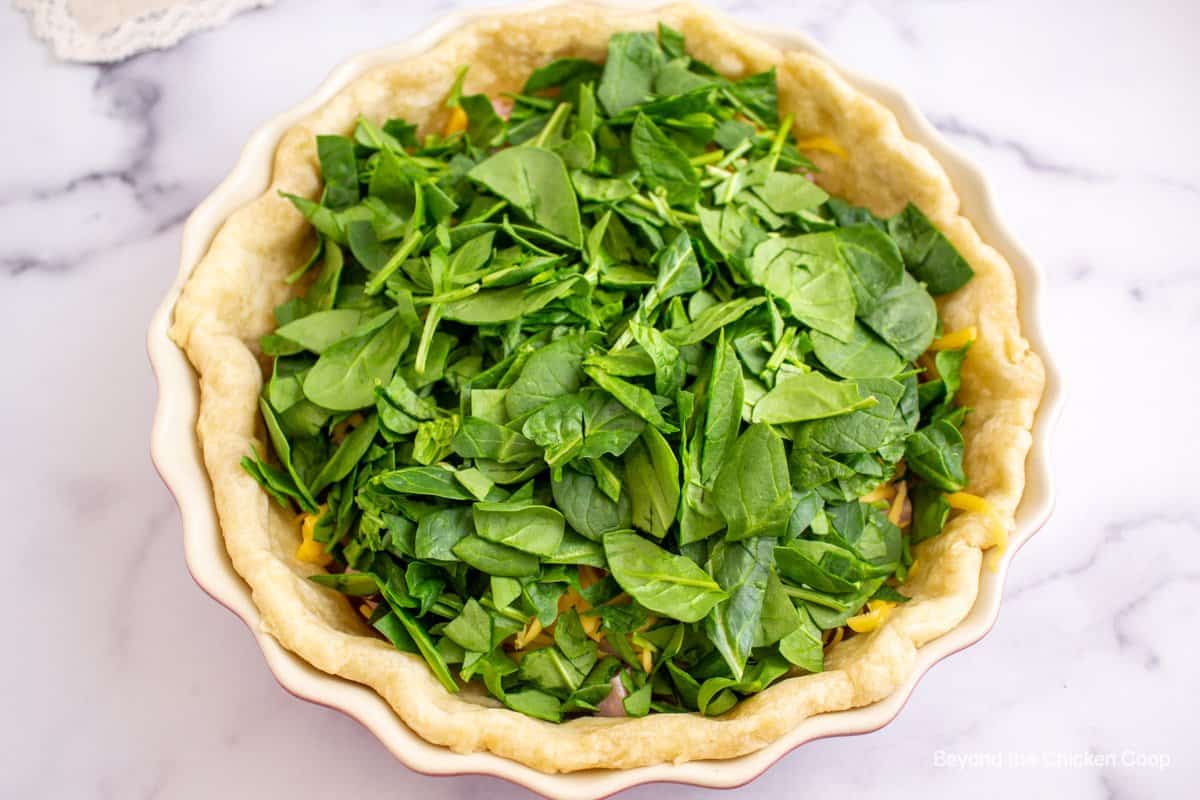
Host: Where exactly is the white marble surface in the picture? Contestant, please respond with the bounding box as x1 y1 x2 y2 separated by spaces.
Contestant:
2 0 1197 797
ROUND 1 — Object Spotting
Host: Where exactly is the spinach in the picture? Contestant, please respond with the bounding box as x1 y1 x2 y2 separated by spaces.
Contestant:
699 333 743 485
551 467 632 541
860 272 937 361
603 531 727 622
584 367 677 433
414 505 472 561
472 502 565 556
646 229 702 311
755 569 800 647
711 423 791 540
751 371 873 424
811 322 904 379
264 309 365 356
705 537 772 679
905 419 967 491
468 147 582 246
834 225 903 312
910 483 951 543
310 414 378 495
752 171 827 214
887 203 974 294
746 237 856 341
303 311 410 411
315 135 359 209
451 535 540 577
522 389 645 468
597 32 665 115
308 572 378 596
506 332 600 418
243 25 978 722
795 377 906 454
624 427 680 538
631 114 700 206
779 604 824 672
372 466 476 500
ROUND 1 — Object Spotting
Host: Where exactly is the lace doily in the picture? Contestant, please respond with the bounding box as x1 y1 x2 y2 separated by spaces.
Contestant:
13 0 274 63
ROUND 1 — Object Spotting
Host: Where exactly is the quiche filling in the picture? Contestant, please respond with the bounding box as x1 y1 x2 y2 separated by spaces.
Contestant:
244 25 985 722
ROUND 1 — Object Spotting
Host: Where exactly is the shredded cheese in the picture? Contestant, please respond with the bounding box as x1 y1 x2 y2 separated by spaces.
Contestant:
580 613 603 642
578 565 602 590
513 617 543 650
358 602 374 619
945 491 1009 571
794 134 848 159
295 508 332 566
331 412 365 444
443 106 468 136
846 600 896 634
639 646 653 674
930 326 977 351
824 627 845 648
860 483 897 504
888 480 909 526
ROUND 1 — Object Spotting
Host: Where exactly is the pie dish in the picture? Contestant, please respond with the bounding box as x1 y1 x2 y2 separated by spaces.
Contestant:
149 1 1061 794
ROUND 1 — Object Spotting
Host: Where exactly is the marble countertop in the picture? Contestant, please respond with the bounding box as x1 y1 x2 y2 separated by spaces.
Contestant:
2 0 1196 797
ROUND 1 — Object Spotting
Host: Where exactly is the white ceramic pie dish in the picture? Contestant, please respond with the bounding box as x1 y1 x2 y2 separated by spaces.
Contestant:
148 1 1064 796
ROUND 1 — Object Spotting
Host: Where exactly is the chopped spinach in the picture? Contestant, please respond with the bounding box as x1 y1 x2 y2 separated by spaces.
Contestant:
246 27 978 722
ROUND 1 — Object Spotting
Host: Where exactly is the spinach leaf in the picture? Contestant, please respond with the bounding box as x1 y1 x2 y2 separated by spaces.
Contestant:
468 147 582 246
303 311 410 411
257 398 317 512
584 366 677 433
390 606 459 693
834 225 903 312
887 203 974 294
711 423 791 540
755 569 800 647
905 419 967 491
751 370 874 424
623 427 680 539
746 237 856 341
811 322 904 379
415 505 473 561
265 309 365 356
794 377 905 454
451 417 541 464
472 502 565 556
597 32 665 115
646 229 703 311
452 535 540 577
310 414 378 495
522 389 645 468
631 114 700 206
551 467 632 541
752 172 828 214
778 604 823 672
705 537 772 679
372 466 476 500
910 483 951 543
603 531 727 622
699 332 744 486
860 272 937 361
506 331 601 419
316 135 359 210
